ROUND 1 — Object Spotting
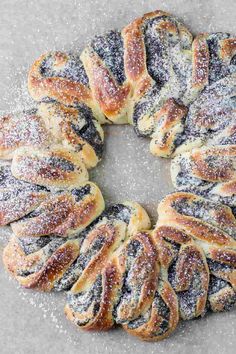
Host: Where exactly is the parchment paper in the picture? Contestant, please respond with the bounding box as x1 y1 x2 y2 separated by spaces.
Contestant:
1 1 236 353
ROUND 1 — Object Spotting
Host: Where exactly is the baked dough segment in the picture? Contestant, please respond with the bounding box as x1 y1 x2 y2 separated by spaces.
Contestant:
64 220 128 330
156 192 236 314
124 275 179 341
28 51 105 123
113 231 158 326
124 11 194 153
11 146 89 189
3 236 81 291
3 202 150 290
37 102 104 169
11 182 105 237
171 145 236 206
153 225 209 320
118 231 179 341
0 109 49 159
3 184 107 290
0 159 105 236
0 101 104 169
81 41 131 123
27 13 236 159
182 72 236 153
64 203 151 329
0 163 50 226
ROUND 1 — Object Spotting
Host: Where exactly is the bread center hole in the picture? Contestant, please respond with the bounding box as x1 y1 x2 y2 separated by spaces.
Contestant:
90 125 173 223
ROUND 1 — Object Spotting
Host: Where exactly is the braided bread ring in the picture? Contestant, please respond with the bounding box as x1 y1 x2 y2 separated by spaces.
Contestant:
1 8 236 343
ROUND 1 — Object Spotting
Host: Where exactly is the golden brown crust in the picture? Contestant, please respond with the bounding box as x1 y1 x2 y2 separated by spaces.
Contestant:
122 18 147 83
171 145 236 203
191 146 236 182
11 182 105 237
11 146 89 189
150 98 188 157
3 236 80 291
220 38 236 62
0 112 49 159
0 190 48 226
157 192 236 247
18 240 80 291
81 48 131 123
28 52 92 106
124 279 179 341
142 10 170 20
192 34 209 89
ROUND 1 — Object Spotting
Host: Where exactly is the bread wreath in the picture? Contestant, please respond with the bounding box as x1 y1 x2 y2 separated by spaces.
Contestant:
1 9 236 341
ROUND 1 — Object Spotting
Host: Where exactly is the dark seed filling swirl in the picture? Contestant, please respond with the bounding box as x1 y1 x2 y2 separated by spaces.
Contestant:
75 204 131 243
127 289 170 336
90 30 126 85
143 16 191 88
40 53 89 86
71 104 104 158
113 239 144 324
54 234 105 291
71 184 91 202
208 275 236 311
16 237 65 276
132 84 161 136
67 275 103 326
55 204 131 290
45 156 75 172
172 197 236 238
168 260 205 320
173 155 236 207
207 33 235 84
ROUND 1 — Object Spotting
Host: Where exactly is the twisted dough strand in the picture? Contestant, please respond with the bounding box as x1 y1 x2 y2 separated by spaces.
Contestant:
63 193 236 340
3 202 151 290
0 99 105 235
4 191 236 340
0 101 104 168
171 145 236 206
28 11 236 157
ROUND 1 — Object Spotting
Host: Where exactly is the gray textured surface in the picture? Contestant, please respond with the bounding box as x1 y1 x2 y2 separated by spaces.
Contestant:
0 1 236 353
